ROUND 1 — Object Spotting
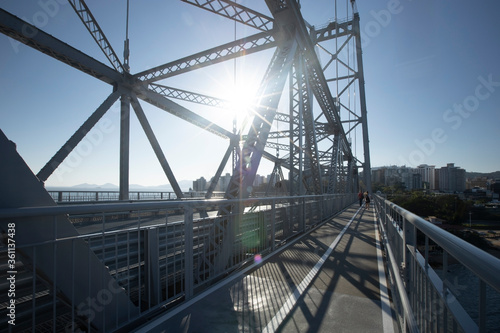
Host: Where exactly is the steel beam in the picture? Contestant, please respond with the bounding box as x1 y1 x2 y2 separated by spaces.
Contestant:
0 9 122 85
314 19 353 43
328 132 340 194
352 12 372 193
119 94 131 200
181 0 274 32
0 130 138 332
129 93 184 199
205 142 235 199
286 1 352 159
149 84 229 109
225 38 298 200
36 90 120 182
289 56 303 196
134 31 275 83
135 86 236 140
67 0 125 72
298 54 322 194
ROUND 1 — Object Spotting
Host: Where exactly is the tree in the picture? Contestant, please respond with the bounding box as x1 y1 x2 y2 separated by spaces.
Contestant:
392 194 470 225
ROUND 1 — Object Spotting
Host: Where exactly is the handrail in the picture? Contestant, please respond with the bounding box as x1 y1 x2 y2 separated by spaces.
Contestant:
382 197 500 294
0 192 356 332
0 193 339 218
376 206 419 333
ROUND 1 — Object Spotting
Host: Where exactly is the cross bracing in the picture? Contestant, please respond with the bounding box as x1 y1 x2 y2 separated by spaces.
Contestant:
0 1 371 199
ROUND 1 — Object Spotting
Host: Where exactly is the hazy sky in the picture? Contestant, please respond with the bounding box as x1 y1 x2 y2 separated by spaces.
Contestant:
1 0 499 188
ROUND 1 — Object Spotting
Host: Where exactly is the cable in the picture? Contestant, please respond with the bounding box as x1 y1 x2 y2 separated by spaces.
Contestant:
123 0 130 72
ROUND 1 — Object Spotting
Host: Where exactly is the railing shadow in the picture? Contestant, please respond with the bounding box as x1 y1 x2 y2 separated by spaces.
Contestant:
155 204 391 332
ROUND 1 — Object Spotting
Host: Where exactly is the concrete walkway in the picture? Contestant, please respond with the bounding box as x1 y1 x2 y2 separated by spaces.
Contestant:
136 204 399 332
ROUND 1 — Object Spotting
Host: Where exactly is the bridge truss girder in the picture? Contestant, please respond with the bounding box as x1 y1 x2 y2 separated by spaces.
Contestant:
0 0 372 329
0 0 371 199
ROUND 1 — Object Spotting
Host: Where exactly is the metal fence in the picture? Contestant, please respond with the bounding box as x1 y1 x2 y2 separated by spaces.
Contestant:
374 195 500 333
0 193 356 332
47 190 228 203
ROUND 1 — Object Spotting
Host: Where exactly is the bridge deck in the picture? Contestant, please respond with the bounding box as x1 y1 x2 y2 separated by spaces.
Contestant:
136 204 399 332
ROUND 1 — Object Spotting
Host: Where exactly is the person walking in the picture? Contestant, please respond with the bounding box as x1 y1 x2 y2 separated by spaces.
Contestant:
364 191 371 209
358 190 364 207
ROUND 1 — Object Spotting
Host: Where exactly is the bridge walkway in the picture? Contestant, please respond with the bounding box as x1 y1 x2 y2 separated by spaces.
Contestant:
136 204 399 332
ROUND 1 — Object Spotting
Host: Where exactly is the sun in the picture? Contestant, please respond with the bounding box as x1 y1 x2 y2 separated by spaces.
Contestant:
225 82 258 116
215 80 259 132
208 63 263 131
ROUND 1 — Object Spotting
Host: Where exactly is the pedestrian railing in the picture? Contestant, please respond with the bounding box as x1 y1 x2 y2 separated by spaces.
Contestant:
0 193 356 332
47 190 228 203
373 195 500 333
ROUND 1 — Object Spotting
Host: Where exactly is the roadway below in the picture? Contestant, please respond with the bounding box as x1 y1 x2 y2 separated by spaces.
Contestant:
135 204 399 332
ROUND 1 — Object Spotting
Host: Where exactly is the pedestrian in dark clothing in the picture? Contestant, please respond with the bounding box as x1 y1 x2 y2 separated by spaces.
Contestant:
364 191 370 209
358 190 363 207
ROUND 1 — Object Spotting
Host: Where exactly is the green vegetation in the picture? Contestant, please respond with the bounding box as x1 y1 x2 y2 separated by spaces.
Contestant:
389 192 470 224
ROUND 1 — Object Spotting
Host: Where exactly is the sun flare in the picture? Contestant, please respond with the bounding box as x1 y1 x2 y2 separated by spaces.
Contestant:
224 82 257 117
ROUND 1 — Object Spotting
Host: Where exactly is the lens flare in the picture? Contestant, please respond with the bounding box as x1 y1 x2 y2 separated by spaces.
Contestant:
254 254 262 264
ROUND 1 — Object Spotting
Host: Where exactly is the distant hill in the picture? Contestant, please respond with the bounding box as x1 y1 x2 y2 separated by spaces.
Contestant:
48 180 194 192
72 183 118 189
466 171 500 180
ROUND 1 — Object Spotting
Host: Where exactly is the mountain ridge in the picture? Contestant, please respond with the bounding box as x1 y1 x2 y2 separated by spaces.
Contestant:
46 180 194 192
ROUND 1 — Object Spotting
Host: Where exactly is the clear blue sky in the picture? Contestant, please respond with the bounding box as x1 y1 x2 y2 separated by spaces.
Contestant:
1 0 499 188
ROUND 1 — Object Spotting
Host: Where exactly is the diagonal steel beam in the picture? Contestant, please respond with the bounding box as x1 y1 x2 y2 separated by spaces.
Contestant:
129 93 184 198
67 0 125 72
134 30 275 83
328 131 340 194
205 142 235 199
297 55 322 194
181 0 274 31
225 36 298 200
149 83 229 109
135 86 236 140
285 0 352 161
352 12 372 193
37 90 121 182
0 8 122 85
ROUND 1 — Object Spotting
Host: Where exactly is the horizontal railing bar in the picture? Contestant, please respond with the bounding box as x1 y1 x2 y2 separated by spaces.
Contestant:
0 193 355 332
0 195 331 218
377 209 419 333
382 197 500 294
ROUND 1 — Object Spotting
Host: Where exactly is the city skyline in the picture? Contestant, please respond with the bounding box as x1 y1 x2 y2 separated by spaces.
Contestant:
1 0 499 188
47 161 499 192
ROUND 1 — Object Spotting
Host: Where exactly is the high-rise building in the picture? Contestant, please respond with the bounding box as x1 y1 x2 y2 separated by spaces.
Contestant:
371 163 465 192
417 164 436 190
437 163 466 193
193 176 207 191
371 167 385 184
219 173 231 192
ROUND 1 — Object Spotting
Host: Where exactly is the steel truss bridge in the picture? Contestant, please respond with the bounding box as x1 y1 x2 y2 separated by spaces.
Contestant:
0 0 372 200
0 0 389 331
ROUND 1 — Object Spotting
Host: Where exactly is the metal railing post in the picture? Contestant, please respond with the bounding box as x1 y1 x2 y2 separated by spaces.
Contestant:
402 215 408 287
301 197 305 232
271 199 276 251
442 250 448 333
145 227 160 306
184 205 194 299
479 280 486 333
